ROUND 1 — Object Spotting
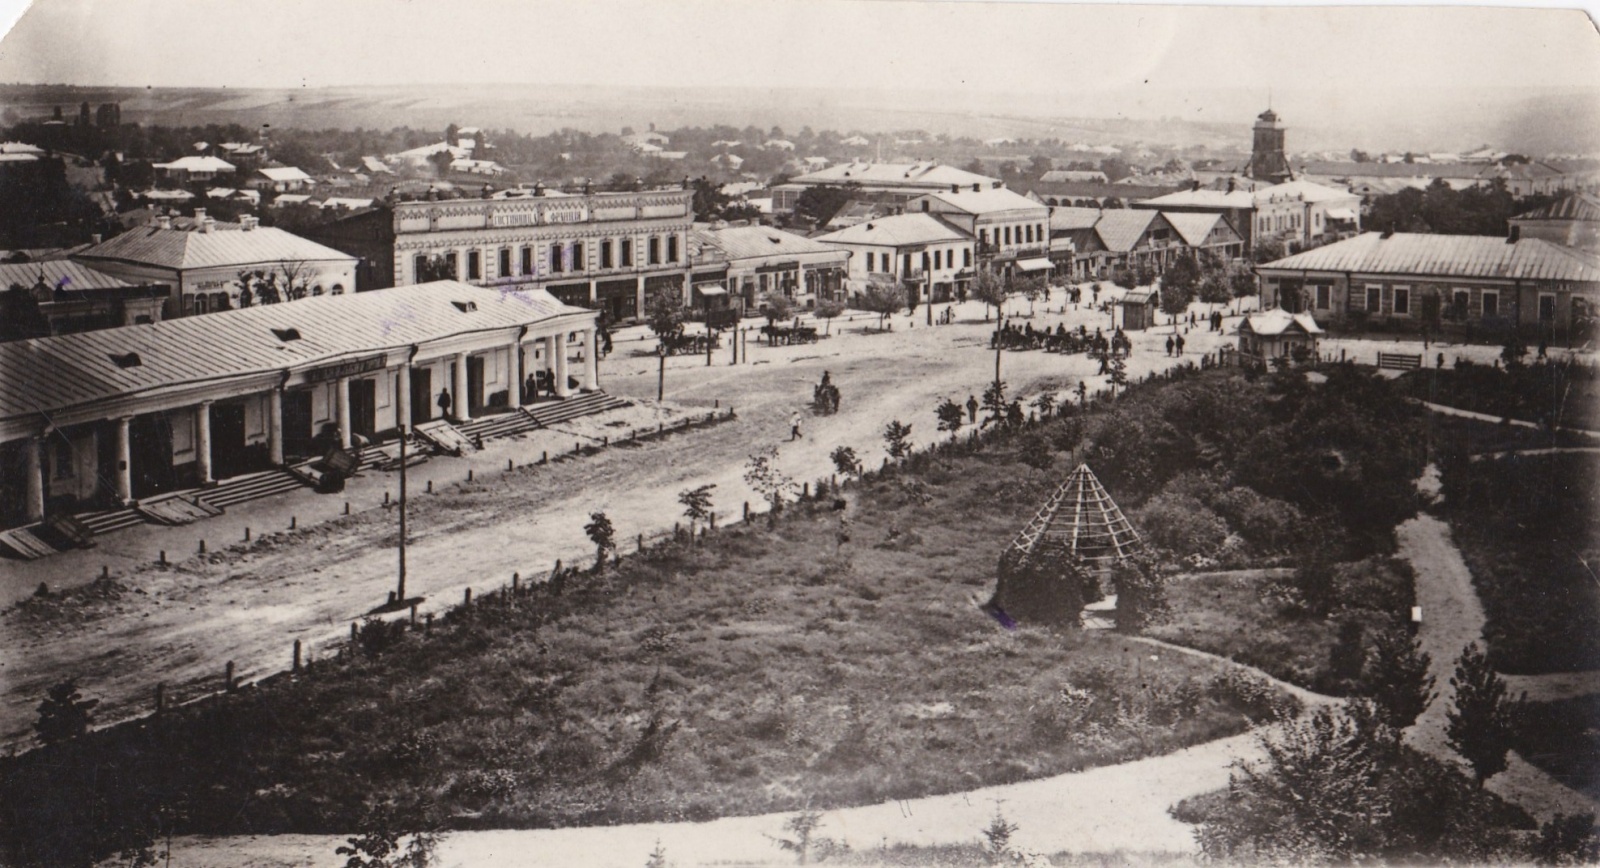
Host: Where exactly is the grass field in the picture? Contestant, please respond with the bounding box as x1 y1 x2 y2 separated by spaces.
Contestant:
0 425 1294 865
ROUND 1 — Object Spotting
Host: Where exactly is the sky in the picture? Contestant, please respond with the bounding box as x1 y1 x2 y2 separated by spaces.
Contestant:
0 0 1595 97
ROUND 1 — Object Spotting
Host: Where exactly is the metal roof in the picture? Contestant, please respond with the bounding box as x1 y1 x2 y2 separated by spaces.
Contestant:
793 161 999 188
1258 232 1600 283
1093 210 1164 253
814 213 970 248
0 260 135 292
1048 207 1104 232
153 156 236 172
75 225 357 272
257 166 312 182
1138 189 1256 209
1162 212 1237 247
916 187 1047 216
1514 192 1600 223
0 282 590 423
1242 309 1324 336
692 225 847 263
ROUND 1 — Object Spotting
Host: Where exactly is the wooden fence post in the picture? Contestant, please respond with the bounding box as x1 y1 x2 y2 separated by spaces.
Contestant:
293 639 302 673
155 682 165 714
224 660 235 692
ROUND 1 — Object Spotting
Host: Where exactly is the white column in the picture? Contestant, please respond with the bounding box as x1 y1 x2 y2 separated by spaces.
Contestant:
195 401 213 485
583 328 599 391
453 352 471 419
336 378 352 449
636 274 646 319
510 340 525 408
396 364 411 430
553 333 571 398
267 388 284 465
115 417 132 504
23 434 44 522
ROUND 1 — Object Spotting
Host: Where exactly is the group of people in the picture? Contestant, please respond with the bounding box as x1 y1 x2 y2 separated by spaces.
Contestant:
521 370 563 403
812 370 841 415
1164 332 1187 357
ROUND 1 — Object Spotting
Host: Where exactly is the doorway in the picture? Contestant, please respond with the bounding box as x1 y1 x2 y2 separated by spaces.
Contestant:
209 402 249 479
349 378 377 440
409 367 433 425
282 390 314 460
466 356 485 415
128 413 175 499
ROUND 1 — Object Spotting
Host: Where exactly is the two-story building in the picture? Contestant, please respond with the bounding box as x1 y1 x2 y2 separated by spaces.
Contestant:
773 162 1003 215
910 187 1051 282
309 188 696 325
815 213 974 304
0 260 170 340
1256 231 1600 340
73 212 358 320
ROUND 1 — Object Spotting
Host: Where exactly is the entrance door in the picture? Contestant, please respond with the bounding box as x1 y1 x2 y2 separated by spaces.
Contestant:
128 413 174 499
348 378 377 439
466 356 485 414
1420 293 1441 331
409 367 433 425
281 390 314 460
210 402 249 479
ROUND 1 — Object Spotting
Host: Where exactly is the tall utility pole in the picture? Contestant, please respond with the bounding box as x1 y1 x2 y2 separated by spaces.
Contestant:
657 345 667 401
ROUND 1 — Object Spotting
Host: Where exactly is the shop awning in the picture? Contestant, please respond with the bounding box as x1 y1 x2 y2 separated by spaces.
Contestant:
696 286 727 296
1326 208 1358 221
1016 258 1054 272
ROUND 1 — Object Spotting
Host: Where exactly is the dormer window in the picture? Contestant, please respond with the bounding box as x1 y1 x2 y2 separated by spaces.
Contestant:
271 327 302 342
452 301 477 313
110 352 142 368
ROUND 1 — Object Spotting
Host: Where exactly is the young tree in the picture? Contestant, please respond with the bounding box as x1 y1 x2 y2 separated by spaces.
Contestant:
1107 353 1128 398
882 420 913 460
761 291 794 325
1252 236 1288 265
1364 629 1436 731
981 807 1019 857
856 282 902 330
677 483 716 543
584 510 616 572
1017 430 1054 476
935 397 964 439
1031 391 1057 419
335 804 442 868
812 298 845 335
1229 262 1258 314
1199 271 1232 311
1160 254 1201 327
794 183 858 227
971 268 1009 320
1110 264 1138 290
829 445 863 480
1447 642 1523 787
1016 273 1046 316
981 379 1008 425
35 678 97 746
645 289 684 344
745 447 798 520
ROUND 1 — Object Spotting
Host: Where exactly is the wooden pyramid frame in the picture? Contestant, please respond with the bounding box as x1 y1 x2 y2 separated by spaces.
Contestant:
1005 462 1145 566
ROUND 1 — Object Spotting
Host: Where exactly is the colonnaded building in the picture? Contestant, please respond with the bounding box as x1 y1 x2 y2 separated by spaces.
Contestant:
312 187 696 325
0 282 600 529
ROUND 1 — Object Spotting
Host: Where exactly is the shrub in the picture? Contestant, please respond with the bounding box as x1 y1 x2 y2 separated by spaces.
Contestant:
1136 492 1229 559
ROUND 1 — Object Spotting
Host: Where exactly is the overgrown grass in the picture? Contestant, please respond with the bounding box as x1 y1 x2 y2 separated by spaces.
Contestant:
1146 559 1414 695
0 422 1289 866
1513 696 1600 801
1438 451 1600 673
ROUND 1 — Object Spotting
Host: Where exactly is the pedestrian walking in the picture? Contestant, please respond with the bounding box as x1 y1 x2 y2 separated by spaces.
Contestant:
790 410 803 441
1165 335 1175 357
1175 333 1186 355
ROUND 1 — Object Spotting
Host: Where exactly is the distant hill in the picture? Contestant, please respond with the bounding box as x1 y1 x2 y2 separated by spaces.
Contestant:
1 82 1595 157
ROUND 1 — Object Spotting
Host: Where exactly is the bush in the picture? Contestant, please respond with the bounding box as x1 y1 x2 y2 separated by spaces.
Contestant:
1135 492 1229 559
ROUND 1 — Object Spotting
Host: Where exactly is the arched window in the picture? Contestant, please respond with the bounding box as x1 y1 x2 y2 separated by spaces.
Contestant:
330 284 345 295
312 285 324 296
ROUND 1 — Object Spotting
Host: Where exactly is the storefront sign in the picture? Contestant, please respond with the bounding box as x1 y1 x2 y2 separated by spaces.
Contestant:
305 353 388 383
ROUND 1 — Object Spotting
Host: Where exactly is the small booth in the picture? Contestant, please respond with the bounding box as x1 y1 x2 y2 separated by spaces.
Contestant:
1118 288 1158 330
1238 308 1323 366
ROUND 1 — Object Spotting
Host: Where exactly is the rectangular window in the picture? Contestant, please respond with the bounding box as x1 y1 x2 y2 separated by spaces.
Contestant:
601 240 613 269
444 253 458 279
865 252 875 272
498 248 511 278
1315 284 1331 310
980 228 989 246
1037 223 1044 242
572 241 584 271
1365 284 1382 312
1539 294 1556 323
621 238 634 266
467 250 481 280
1003 226 1012 246
932 250 941 270
521 246 532 275
1452 289 1470 319
964 248 972 267
1393 286 1410 316
1482 291 1499 318
415 255 428 283
550 243 563 273
648 237 661 265
667 235 679 263
921 252 930 273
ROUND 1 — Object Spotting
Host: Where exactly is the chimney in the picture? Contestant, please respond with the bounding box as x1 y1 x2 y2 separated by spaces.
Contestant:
1507 225 1520 244
156 215 172 230
951 184 959 193
90 233 102 244
240 215 257 231
193 207 207 223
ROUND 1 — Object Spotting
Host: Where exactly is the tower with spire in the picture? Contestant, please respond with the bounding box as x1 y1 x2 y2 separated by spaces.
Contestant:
1246 106 1292 185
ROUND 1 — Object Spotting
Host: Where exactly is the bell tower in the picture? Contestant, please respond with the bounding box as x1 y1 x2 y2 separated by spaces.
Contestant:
1247 108 1291 184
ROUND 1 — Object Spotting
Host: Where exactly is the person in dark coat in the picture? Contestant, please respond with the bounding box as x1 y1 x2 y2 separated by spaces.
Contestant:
966 394 979 424
437 387 453 419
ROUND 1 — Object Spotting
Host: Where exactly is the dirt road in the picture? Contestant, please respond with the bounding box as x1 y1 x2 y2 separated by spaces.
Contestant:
0 294 1238 745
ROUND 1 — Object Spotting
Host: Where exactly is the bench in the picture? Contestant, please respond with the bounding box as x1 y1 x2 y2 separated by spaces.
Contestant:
1377 352 1423 371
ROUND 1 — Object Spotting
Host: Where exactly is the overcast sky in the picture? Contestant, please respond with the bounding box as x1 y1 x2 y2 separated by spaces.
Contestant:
0 0 1596 98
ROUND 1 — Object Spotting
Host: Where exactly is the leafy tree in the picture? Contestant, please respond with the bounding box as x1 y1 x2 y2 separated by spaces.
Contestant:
829 445 862 480
689 176 730 221
793 183 858 227
812 299 844 335
1252 235 1288 265
335 805 441 868
1017 430 1054 475
935 397 964 439
760 291 794 325
963 157 987 175
1447 642 1523 787
1288 545 1338 618
584 511 616 571
677 483 716 542
1110 553 1168 633
1198 271 1232 310
1500 330 1528 368
1160 254 1201 325
970 268 1009 320
645 289 684 342
1027 154 1054 178
1015 273 1047 316
1134 263 1158 288
1364 629 1436 731
35 678 97 746
856 282 902 330
1531 813 1600 866
1107 353 1128 398
745 447 798 519
1228 262 1258 313
882 420 913 460
1110 264 1137 290
1030 391 1057 419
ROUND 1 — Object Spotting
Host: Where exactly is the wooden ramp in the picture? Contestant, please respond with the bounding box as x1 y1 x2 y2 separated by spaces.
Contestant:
415 419 476 455
0 526 58 560
138 495 225 526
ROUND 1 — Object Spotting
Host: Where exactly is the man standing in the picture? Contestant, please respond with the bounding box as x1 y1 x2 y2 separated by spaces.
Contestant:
1165 335 1175 357
966 394 979 424
437 387 453 421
